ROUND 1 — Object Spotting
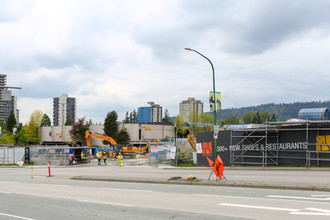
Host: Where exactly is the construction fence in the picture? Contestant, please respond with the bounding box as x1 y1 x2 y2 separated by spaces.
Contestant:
0 147 25 165
29 146 73 166
148 141 178 166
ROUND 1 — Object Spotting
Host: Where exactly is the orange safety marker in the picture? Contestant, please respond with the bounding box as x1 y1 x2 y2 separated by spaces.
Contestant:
213 155 224 180
208 155 226 181
47 160 52 177
206 157 214 168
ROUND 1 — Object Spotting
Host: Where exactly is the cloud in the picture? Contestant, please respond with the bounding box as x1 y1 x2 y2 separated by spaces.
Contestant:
2 0 330 124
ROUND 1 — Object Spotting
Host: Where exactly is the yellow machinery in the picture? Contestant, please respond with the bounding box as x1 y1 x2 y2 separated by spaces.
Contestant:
140 138 159 154
85 131 138 158
85 130 117 150
187 134 196 151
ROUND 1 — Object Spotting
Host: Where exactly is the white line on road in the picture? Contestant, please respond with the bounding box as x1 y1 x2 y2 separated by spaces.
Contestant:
267 195 330 201
218 203 300 212
78 200 135 207
306 207 330 213
290 211 330 216
310 195 330 197
290 207 330 216
99 187 153 193
0 212 36 220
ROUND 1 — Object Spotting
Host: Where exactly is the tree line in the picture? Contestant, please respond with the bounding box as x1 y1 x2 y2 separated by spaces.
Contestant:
214 100 330 122
0 110 130 147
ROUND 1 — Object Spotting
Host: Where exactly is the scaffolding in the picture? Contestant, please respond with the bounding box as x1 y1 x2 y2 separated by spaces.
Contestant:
229 121 330 167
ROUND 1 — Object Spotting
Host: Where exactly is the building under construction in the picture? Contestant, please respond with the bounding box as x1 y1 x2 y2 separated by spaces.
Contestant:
196 108 330 167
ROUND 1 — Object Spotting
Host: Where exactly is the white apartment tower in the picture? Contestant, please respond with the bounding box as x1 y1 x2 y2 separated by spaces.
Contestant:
0 74 19 124
179 97 203 122
53 94 76 126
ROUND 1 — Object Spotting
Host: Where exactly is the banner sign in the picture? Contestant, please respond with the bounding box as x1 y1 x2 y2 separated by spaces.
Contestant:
209 92 221 111
150 145 158 153
196 143 202 154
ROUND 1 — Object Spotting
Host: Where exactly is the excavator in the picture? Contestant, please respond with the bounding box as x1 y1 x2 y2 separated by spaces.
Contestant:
85 130 117 150
85 130 137 158
140 138 159 154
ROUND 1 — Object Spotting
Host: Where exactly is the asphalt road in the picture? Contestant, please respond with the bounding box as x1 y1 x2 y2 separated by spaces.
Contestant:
1 165 330 219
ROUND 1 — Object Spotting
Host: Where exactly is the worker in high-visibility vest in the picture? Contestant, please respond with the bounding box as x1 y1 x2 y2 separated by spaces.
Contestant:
103 152 107 165
97 151 102 165
118 152 123 167
81 151 84 164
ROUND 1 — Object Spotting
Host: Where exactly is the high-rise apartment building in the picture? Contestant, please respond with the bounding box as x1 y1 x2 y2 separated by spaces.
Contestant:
53 94 76 126
179 97 203 122
0 74 19 124
138 102 162 123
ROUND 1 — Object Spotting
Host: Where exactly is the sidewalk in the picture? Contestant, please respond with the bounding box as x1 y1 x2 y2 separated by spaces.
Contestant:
4 159 330 192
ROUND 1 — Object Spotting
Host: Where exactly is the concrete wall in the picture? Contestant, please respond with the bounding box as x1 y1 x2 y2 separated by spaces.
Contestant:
40 123 175 146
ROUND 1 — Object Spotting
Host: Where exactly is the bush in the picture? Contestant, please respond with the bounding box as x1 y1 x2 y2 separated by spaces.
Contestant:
177 150 193 165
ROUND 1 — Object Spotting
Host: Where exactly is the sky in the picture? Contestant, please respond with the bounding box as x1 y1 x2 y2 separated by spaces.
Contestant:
2 0 330 124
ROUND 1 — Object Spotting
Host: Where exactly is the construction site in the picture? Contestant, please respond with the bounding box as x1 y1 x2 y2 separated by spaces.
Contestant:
197 109 330 167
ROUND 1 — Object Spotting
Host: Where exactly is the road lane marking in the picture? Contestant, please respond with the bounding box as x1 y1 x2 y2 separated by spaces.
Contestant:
0 212 36 220
310 195 330 197
218 203 300 212
78 200 134 207
267 195 330 201
306 207 330 213
99 188 153 193
290 211 330 216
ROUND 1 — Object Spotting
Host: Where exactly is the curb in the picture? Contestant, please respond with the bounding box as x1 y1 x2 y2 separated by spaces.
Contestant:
70 175 330 192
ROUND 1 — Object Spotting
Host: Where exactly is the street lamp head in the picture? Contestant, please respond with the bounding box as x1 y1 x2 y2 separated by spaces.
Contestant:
184 48 193 51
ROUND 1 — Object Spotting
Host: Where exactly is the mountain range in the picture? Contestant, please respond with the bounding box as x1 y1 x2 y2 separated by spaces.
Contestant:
214 101 330 122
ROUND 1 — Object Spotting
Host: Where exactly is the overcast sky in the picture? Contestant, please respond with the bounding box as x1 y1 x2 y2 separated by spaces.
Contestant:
2 0 330 124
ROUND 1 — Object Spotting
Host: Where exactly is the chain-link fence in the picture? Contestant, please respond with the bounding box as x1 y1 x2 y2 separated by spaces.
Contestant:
0 147 25 165
148 142 178 166
30 146 72 166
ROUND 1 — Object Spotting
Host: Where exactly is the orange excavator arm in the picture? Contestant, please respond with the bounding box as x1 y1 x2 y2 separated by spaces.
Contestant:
85 130 117 150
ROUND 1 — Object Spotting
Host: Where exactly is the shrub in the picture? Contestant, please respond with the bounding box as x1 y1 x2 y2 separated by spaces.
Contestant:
177 150 193 165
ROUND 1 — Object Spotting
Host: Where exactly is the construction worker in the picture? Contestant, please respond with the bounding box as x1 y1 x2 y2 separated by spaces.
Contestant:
97 151 102 165
103 151 107 164
81 151 84 164
118 152 123 167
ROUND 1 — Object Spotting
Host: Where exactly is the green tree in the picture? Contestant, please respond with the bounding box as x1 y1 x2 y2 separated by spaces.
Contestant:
104 111 118 138
162 109 171 123
252 112 262 124
115 127 130 145
65 118 73 126
129 109 138 123
199 113 213 132
41 114 51 126
260 112 272 123
6 110 16 133
0 133 15 145
221 116 240 125
86 119 93 126
174 115 188 138
123 112 130 123
242 112 256 124
270 114 277 122
14 123 25 146
188 110 200 135
25 110 43 144
69 117 89 146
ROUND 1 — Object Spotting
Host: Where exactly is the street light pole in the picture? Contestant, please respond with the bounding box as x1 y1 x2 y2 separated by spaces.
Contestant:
185 48 217 161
